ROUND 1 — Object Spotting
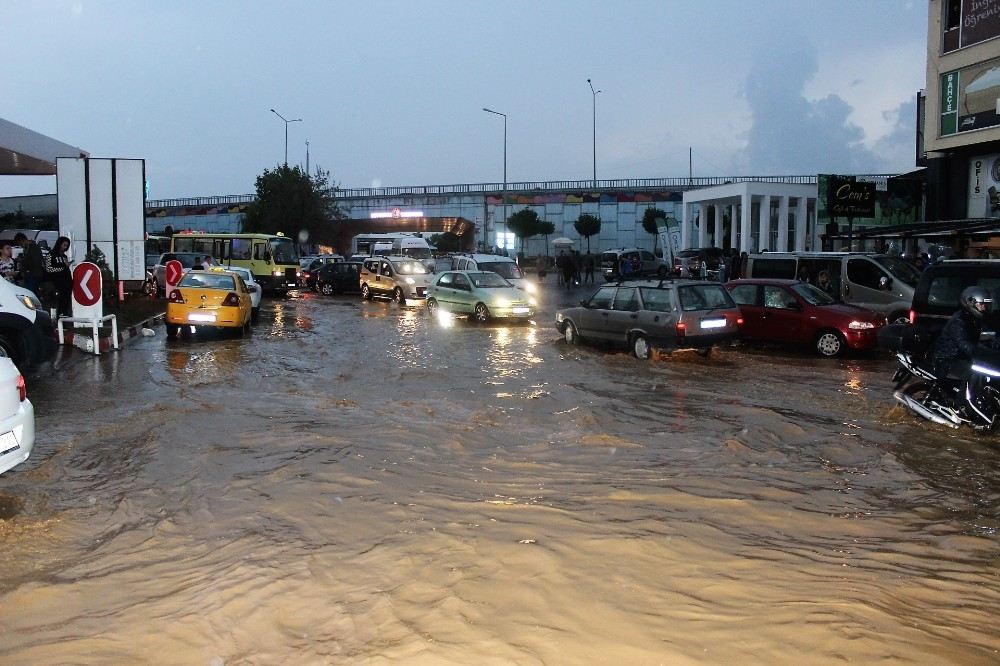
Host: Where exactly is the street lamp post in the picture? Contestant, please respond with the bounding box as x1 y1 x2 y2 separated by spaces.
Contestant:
587 79 601 185
483 107 507 253
270 108 302 165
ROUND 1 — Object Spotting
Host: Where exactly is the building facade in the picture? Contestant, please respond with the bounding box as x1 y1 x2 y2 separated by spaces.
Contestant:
923 0 1000 220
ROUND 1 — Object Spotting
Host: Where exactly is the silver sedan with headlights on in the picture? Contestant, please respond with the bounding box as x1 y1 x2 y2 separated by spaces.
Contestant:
426 271 537 323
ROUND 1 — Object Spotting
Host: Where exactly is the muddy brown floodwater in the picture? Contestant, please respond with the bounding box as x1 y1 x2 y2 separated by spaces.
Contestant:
1 284 1000 664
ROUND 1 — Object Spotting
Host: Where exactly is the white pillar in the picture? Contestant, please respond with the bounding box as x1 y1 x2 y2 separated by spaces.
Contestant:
681 203 688 250
713 204 725 246
740 192 752 252
777 196 789 252
729 203 738 249
759 195 772 251
795 197 808 251
698 203 708 247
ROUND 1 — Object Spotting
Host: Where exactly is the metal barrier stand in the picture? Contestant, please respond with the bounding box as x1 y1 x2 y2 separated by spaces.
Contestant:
56 315 119 355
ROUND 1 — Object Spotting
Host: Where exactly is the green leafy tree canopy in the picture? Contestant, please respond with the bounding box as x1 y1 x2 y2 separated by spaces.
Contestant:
242 165 344 242
640 207 667 251
574 214 601 252
506 209 543 251
429 232 462 253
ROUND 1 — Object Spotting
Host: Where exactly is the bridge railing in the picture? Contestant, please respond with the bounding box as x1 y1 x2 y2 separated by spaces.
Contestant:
146 174 897 208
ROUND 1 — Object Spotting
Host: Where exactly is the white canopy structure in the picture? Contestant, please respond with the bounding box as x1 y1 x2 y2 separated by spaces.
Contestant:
0 117 87 175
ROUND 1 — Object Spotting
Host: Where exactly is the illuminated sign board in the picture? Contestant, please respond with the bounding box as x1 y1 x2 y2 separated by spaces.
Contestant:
369 208 424 219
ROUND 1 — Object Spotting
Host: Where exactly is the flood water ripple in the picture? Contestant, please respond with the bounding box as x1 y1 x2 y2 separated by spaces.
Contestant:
1 287 1000 664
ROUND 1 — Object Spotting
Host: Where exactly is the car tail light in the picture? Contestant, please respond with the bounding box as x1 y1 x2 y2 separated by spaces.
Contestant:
222 292 241 307
736 317 744 326
168 289 185 303
676 322 686 336
16 374 25 402
909 309 916 324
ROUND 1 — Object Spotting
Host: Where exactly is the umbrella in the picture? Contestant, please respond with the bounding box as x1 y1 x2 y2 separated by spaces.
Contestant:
551 237 575 246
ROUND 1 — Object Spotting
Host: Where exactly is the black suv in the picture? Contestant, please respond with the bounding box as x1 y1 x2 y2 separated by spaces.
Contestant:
879 259 1000 354
908 260 1000 336
315 261 362 295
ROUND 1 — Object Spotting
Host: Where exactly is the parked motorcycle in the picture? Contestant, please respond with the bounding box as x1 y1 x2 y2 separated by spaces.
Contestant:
880 323 1000 431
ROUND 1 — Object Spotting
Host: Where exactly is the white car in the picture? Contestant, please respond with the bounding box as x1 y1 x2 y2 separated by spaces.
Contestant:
450 253 537 294
0 357 34 476
212 265 262 321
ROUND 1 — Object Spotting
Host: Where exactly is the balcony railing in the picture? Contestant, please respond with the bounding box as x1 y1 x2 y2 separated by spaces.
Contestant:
146 174 898 208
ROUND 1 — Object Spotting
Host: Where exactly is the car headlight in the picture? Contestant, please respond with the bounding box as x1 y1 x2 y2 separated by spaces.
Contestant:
556 312 565 322
494 297 510 308
848 320 875 330
273 270 282 276
17 294 41 311
529 297 537 306
523 281 537 294
405 277 415 285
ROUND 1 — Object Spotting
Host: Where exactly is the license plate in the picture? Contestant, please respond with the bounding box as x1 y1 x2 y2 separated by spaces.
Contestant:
511 307 530 314
0 430 19 456
700 318 726 329
189 312 217 322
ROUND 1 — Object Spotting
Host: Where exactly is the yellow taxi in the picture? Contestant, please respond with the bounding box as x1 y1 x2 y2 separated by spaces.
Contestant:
165 270 253 336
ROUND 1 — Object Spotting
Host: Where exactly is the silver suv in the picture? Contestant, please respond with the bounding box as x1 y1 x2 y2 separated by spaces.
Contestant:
359 256 433 304
555 279 742 358
599 248 670 281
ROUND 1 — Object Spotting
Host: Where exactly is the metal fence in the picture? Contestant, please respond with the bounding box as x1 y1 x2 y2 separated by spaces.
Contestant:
147 174 898 208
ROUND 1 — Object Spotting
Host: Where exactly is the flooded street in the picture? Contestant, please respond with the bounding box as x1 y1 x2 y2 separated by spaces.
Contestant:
2 284 1000 664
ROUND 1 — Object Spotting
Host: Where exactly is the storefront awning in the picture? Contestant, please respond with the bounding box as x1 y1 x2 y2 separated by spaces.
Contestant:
0 117 88 175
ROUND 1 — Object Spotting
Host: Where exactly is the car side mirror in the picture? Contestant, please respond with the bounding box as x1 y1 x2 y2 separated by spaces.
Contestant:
880 276 892 290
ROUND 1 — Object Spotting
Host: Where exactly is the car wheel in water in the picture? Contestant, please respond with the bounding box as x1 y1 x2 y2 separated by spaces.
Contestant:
320 282 334 296
474 303 491 323
165 323 179 337
889 311 910 325
0 332 26 370
657 266 668 277
632 334 651 359
815 330 845 357
696 346 712 358
394 288 406 305
427 298 439 315
563 321 578 345
361 283 372 301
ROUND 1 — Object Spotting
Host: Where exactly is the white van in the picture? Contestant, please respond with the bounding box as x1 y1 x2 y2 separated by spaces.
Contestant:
0 279 56 370
451 254 536 293
744 252 919 323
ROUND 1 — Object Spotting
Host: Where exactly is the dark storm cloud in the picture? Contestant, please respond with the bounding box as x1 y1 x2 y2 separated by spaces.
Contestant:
739 40 896 175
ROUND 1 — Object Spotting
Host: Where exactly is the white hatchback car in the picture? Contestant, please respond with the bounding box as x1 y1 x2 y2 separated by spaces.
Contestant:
212 265 262 322
0 357 34 476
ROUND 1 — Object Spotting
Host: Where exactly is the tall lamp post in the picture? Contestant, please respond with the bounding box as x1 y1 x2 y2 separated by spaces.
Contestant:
587 79 601 185
270 108 302 165
483 107 507 252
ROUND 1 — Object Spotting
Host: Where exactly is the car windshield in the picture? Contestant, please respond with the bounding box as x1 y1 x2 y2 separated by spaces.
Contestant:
479 262 523 279
269 238 298 264
392 260 428 275
171 254 200 268
470 272 510 288
179 273 235 290
791 282 836 305
678 284 735 311
399 247 432 260
874 256 920 287
600 252 618 263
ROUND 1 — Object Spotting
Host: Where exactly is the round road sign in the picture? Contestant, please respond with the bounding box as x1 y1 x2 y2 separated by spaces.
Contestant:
165 260 183 289
72 262 102 307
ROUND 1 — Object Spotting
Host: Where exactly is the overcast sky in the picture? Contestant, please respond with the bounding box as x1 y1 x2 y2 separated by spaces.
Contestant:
1 1 927 199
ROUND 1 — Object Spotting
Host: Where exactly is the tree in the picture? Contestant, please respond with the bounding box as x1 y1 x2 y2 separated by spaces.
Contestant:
574 214 601 253
537 221 555 256
506 209 543 253
242 165 344 242
640 207 667 254
429 232 462 253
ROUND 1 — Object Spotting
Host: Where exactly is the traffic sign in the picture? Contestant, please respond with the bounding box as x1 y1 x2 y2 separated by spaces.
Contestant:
165 260 183 293
72 262 102 307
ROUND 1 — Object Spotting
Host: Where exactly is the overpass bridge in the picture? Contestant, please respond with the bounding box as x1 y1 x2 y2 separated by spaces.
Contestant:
145 175 830 256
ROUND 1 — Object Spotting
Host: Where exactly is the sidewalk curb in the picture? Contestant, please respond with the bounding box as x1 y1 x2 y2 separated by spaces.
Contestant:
58 313 165 353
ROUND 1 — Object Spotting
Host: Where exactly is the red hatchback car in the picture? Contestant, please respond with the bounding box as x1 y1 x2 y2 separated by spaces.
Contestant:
724 278 886 356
